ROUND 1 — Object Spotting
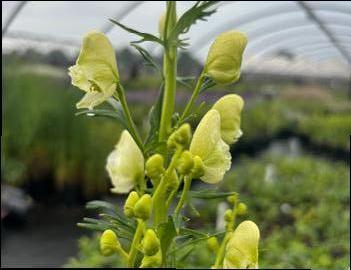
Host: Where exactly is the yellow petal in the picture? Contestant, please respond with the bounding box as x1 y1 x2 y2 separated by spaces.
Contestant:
106 130 144 194
68 31 119 109
224 220 260 269
212 94 244 145
190 110 231 184
76 84 115 110
205 31 247 85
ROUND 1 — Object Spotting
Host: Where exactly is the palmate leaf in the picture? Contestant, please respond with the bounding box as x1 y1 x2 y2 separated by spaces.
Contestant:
189 190 238 199
157 216 177 264
131 44 163 79
144 83 165 155
168 1 219 46
78 200 136 241
109 19 163 45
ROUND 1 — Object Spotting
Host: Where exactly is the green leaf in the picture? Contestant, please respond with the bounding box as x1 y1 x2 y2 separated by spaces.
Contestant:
199 76 217 93
86 200 115 211
168 1 219 46
188 190 238 199
109 19 163 45
176 76 195 90
144 83 164 155
131 44 163 78
157 216 177 263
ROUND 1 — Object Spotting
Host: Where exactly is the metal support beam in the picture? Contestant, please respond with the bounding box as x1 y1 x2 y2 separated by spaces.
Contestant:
2 1 27 35
297 1 351 64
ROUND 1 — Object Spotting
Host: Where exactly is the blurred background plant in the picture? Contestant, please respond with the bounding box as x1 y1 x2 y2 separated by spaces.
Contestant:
2 1 350 268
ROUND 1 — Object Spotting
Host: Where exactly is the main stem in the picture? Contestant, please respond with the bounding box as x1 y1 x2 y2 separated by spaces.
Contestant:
159 1 177 142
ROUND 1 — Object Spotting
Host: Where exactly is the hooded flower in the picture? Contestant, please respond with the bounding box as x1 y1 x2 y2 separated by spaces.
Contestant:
223 220 260 269
204 31 247 85
106 130 144 194
68 31 119 109
189 110 231 184
212 94 244 145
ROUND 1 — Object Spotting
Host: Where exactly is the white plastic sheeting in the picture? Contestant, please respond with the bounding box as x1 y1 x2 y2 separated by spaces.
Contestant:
2 1 351 79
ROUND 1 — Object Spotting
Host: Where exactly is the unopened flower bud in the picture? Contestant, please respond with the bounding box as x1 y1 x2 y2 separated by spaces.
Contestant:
158 13 166 39
236 202 247 216
140 250 162 268
100 229 120 256
145 154 165 180
227 194 238 204
207 236 219 253
224 209 233 222
167 123 192 150
166 169 179 192
142 229 161 256
134 194 152 220
124 191 140 218
177 150 194 175
191 156 205 178
204 31 247 85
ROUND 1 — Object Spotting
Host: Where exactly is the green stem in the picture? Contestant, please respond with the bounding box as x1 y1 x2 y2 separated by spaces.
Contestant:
116 246 129 262
115 84 144 153
152 147 182 226
159 1 177 142
165 175 183 210
213 199 238 268
179 74 205 123
174 175 192 216
128 219 144 268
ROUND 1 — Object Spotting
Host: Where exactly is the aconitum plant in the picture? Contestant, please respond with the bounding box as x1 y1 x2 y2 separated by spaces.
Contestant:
68 1 260 268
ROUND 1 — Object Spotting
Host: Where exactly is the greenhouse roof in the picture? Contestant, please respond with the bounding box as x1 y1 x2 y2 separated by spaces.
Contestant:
2 1 351 79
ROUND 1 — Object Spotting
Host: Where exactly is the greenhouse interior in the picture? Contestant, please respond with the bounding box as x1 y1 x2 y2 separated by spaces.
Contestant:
1 1 350 269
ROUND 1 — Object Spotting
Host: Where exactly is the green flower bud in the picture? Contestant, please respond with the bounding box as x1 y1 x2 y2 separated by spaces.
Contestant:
124 191 140 218
158 13 166 39
204 31 247 85
142 229 161 256
212 94 244 145
100 229 120 256
166 169 179 192
167 123 192 150
223 220 260 269
191 155 205 179
236 202 247 216
177 150 194 175
189 110 231 184
227 194 238 204
140 250 162 268
207 236 219 253
68 31 120 109
134 194 152 220
224 209 233 222
145 154 165 180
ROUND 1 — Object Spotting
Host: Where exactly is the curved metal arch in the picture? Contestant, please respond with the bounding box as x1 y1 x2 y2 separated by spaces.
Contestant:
192 5 351 49
246 31 351 58
2 1 27 35
101 1 144 34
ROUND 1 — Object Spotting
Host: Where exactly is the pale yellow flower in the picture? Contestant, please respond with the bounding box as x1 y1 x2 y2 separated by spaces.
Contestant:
190 110 231 184
212 94 244 145
205 31 247 85
223 220 260 269
68 31 119 109
106 130 144 194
